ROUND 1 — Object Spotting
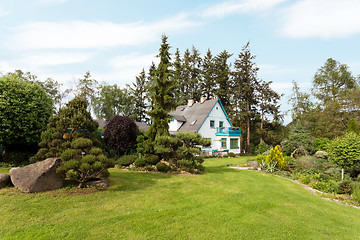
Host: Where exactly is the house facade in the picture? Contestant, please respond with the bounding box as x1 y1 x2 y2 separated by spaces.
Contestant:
169 98 241 155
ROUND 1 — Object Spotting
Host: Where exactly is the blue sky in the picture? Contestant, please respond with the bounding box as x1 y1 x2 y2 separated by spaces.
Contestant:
1 0 360 123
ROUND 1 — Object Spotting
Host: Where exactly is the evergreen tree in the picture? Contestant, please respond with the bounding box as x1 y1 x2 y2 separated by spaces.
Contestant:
257 80 283 143
147 35 177 141
129 69 149 122
200 49 217 99
214 50 232 110
231 42 260 153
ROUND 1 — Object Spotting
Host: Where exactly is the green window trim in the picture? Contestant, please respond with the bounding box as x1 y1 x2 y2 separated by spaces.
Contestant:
230 138 239 149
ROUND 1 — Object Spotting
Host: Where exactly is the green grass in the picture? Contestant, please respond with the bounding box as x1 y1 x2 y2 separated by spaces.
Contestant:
1 156 360 239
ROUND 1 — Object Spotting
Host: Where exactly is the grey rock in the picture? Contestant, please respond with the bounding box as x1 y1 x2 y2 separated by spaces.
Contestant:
0 174 10 188
9 158 63 193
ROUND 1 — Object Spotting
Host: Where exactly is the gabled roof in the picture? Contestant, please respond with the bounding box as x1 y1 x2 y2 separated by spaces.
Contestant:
169 98 219 133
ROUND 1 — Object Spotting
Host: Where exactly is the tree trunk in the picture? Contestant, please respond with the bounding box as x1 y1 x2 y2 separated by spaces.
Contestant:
260 108 264 144
246 102 251 154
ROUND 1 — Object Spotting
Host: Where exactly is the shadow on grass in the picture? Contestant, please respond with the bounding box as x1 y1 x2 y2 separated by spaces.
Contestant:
109 169 173 192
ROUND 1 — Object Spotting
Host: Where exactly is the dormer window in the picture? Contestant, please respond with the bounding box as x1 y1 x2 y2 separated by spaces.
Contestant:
191 120 197 125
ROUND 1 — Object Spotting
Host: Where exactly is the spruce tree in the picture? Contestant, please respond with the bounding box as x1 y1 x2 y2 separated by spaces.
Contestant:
130 69 149 122
231 42 260 153
214 50 232 110
147 35 176 141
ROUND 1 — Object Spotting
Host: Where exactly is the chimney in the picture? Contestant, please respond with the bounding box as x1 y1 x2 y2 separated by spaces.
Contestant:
200 96 207 104
188 99 194 107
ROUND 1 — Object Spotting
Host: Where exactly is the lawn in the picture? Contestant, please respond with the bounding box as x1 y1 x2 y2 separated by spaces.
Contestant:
1 156 360 240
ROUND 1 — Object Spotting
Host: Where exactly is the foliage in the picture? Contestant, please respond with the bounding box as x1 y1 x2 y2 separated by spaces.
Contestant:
293 156 315 171
117 155 137 167
228 152 236 158
129 69 149 122
352 182 360 202
0 73 53 148
313 138 331 152
147 35 177 141
57 137 114 187
327 132 360 170
335 180 352 194
311 180 336 193
265 145 286 170
153 132 210 173
256 154 266 164
155 162 170 172
30 96 99 163
257 141 270 154
145 155 160 165
92 84 135 120
134 158 147 168
230 42 260 153
281 123 314 157
347 119 360 135
104 115 139 156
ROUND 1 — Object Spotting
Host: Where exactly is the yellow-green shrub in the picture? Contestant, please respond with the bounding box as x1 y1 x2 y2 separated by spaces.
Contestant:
265 145 286 170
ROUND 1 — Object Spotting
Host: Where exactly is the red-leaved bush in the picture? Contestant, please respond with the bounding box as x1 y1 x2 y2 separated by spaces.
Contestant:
104 116 139 155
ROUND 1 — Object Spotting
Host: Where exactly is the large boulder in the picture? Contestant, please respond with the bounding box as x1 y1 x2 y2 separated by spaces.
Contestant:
0 174 10 188
9 158 63 193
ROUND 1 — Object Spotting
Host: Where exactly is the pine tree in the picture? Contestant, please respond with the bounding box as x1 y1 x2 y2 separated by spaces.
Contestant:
231 42 260 153
200 49 217 99
130 69 149 122
147 35 176 141
214 50 232 110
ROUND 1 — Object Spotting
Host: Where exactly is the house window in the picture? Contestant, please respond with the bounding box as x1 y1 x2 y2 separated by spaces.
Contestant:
219 121 224 128
210 120 215 128
170 117 174 122
230 138 239 149
221 138 227 148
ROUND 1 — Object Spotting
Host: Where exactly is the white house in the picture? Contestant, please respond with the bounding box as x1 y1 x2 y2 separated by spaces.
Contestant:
169 97 241 155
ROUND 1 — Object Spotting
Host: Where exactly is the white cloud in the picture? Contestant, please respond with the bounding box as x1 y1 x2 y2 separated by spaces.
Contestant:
109 52 159 69
16 52 93 68
0 5 11 17
281 0 360 38
201 0 287 18
8 14 201 51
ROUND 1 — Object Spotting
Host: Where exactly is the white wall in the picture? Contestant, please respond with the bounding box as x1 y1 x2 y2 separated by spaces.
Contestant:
169 119 183 132
198 101 232 150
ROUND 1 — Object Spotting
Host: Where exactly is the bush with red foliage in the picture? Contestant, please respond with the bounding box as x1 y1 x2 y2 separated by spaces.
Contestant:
104 116 139 156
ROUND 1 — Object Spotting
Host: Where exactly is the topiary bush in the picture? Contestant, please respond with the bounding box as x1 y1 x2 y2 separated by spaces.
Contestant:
57 137 115 188
145 154 160 165
156 162 170 172
134 158 147 167
117 155 137 167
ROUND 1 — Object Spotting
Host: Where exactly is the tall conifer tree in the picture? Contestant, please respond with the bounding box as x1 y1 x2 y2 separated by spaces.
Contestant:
147 35 176 141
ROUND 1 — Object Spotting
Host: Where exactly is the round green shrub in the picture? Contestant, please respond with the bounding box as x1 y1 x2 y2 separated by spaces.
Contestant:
145 154 160 165
156 162 170 172
117 155 137 166
144 166 155 171
228 152 236 158
71 137 93 150
336 180 352 194
61 149 77 161
89 147 103 156
134 158 147 167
